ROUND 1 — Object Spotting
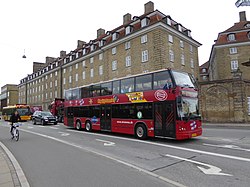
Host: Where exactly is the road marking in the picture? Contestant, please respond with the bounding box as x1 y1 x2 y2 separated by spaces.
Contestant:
58 132 70 136
27 126 34 129
203 143 250 152
165 154 232 176
0 141 30 187
19 129 186 187
68 130 250 162
96 139 115 146
50 127 59 130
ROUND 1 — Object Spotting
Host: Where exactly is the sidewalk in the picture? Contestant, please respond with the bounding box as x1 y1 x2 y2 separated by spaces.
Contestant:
0 145 20 187
202 122 250 129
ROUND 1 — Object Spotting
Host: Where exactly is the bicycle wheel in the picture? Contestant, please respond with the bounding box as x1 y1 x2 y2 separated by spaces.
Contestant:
15 129 19 141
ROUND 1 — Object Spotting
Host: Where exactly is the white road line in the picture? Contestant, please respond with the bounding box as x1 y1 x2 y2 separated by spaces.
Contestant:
96 139 115 146
68 130 250 162
0 141 30 187
203 143 250 152
49 127 59 130
20 128 186 187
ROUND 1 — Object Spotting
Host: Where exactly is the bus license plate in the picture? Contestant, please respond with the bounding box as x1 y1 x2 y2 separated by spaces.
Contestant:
192 133 197 137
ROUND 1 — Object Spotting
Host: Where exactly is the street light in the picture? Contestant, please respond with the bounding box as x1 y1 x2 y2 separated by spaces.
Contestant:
235 0 250 7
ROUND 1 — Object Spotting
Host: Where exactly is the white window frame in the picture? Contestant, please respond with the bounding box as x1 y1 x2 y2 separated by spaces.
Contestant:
99 53 103 60
141 50 148 63
75 74 78 82
141 18 149 28
112 47 116 55
228 34 236 41
180 40 184 48
99 65 103 75
141 35 148 44
82 71 86 80
76 63 78 69
63 78 66 85
125 56 131 67
168 34 173 43
69 76 72 83
125 41 131 50
229 47 237 54
90 68 94 77
90 57 94 64
181 54 185 65
231 60 238 71
112 60 117 71
169 50 174 62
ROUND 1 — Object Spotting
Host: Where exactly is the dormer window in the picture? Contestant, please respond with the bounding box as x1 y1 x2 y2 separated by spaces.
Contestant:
133 16 140 21
166 16 171 25
175 24 182 32
227 33 236 41
90 44 96 52
76 52 79 59
247 32 250 39
125 25 133 35
245 23 250 28
202 68 206 73
99 40 106 47
82 48 87 55
141 17 150 28
112 32 119 41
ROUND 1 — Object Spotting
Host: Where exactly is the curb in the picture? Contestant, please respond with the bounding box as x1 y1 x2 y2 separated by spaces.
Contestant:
0 142 30 187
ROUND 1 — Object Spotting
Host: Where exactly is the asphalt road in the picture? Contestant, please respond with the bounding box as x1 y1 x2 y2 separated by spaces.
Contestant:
0 120 250 187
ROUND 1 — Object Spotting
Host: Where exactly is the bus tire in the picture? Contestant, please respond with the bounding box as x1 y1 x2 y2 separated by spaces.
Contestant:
76 120 82 130
85 121 92 132
135 124 147 140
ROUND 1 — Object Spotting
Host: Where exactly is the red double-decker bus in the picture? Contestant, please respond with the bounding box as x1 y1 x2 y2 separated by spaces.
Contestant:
63 69 202 140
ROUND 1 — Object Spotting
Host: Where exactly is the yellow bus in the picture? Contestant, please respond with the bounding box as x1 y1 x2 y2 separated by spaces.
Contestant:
2 104 31 121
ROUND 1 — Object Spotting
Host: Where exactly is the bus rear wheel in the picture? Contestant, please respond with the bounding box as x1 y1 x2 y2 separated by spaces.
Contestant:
85 121 92 132
135 124 147 140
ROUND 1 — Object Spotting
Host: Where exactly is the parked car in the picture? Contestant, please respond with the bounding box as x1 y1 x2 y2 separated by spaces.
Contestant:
32 111 57 125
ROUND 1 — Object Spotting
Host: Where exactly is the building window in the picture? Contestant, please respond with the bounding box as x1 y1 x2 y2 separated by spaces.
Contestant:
82 71 86 80
99 53 103 60
112 60 117 71
227 34 236 41
90 57 94 64
55 71 57 76
181 54 185 65
180 40 184 48
125 56 131 67
247 32 250 39
125 41 131 50
63 78 66 85
231 60 238 71
125 26 133 35
112 47 116 55
141 17 150 28
142 50 148 63
168 34 173 43
190 45 193 53
50 82 52 87
69 66 72 72
69 76 72 83
112 32 119 41
190 58 194 68
99 65 103 75
202 68 206 73
141 35 148 44
82 48 87 55
75 74 78 82
55 91 57 98
82 61 86 67
76 63 78 69
55 80 57 87
90 68 94 77
202 76 207 81
229 47 237 54
169 50 174 62
63 69 66 74
50 73 53 78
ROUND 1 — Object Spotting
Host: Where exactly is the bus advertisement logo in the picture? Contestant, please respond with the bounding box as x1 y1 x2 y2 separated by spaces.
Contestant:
126 92 147 103
154 90 168 101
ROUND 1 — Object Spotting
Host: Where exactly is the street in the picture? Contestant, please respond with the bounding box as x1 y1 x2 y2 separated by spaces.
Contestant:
1 120 250 187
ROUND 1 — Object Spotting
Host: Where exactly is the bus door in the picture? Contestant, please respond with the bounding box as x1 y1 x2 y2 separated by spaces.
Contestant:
100 105 111 131
154 101 176 138
66 107 74 127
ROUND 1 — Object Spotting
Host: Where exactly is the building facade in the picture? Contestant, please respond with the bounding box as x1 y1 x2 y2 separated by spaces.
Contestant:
18 1 201 110
199 11 250 122
0 84 18 111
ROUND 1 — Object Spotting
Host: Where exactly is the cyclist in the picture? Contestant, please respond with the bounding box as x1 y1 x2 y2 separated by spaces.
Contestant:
10 110 21 136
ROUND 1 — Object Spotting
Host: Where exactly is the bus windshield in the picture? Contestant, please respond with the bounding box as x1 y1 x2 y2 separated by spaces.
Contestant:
172 71 196 88
177 97 201 120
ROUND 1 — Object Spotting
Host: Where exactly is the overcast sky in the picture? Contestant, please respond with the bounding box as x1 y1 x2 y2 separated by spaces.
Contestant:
0 0 249 89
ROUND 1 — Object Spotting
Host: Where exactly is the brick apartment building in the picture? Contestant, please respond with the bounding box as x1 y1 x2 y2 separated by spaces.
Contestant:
18 1 201 111
0 84 18 111
199 11 250 123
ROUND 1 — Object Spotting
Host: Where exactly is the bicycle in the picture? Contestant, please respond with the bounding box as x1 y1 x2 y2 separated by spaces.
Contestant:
11 123 21 141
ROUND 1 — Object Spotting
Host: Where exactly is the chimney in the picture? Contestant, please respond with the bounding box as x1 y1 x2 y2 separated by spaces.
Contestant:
239 11 247 22
60 50 66 58
144 1 154 14
77 40 86 48
97 28 105 38
123 13 132 25
45 57 56 65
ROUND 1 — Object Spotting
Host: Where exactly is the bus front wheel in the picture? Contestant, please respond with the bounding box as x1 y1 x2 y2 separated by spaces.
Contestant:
85 121 92 132
135 124 147 140
76 121 82 130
